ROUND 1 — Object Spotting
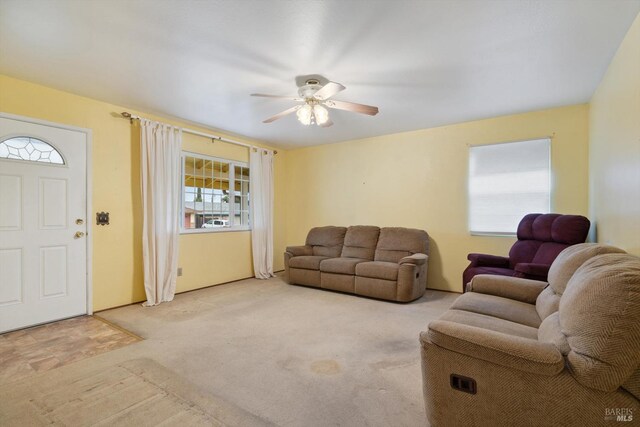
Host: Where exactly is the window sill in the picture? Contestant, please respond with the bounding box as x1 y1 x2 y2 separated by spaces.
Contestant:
470 231 516 237
180 227 251 235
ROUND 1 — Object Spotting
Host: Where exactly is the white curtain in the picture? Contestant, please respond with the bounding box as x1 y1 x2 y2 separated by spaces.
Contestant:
250 148 275 279
140 119 182 305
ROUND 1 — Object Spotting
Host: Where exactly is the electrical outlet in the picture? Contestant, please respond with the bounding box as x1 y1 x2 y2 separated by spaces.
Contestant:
177 268 182 277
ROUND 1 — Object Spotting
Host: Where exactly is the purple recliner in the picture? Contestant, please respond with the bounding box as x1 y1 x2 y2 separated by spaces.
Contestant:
462 213 590 291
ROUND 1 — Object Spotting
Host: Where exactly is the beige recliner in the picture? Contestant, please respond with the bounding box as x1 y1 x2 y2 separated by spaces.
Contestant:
420 243 640 426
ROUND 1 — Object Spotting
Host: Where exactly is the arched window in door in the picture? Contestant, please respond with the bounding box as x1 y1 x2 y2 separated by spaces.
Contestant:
0 136 65 164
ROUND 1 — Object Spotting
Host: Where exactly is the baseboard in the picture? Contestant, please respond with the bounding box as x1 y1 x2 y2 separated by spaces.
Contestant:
95 271 286 313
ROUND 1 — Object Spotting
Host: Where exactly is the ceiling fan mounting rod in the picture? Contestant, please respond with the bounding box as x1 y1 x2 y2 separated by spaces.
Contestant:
298 82 323 99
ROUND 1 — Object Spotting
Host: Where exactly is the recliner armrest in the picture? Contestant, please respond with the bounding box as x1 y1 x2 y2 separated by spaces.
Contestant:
399 253 428 266
467 253 510 268
421 320 564 376
514 262 551 280
285 245 313 257
466 274 548 304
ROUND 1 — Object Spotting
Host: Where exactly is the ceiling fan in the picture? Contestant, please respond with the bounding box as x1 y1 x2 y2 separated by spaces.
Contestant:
251 79 379 127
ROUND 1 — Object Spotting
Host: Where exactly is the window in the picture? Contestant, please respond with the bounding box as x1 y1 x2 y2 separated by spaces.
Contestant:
0 136 64 164
181 152 250 232
468 138 550 235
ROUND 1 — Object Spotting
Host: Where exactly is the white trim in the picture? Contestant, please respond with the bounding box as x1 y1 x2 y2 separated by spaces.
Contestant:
0 112 94 315
180 151 251 234
548 137 554 213
85 129 93 315
181 150 249 167
470 231 517 237
467 137 552 236
181 227 250 234
467 135 554 148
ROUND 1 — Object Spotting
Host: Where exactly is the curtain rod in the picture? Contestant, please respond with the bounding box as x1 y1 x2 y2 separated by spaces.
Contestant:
120 112 277 154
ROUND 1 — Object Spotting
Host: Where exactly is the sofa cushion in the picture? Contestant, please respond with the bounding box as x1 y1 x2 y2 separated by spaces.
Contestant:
508 214 590 268
550 215 592 244
355 261 399 281
516 213 557 241
508 240 543 268
530 242 572 266
535 243 626 320
561 253 640 392
516 213 589 244
288 255 329 270
547 243 626 295
341 225 380 260
306 226 347 258
622 370 640 400
321 272 354 293
374 227 429 263
535 286 561 320
440 309 539 340
354 276 397 300
451 292 542 328
320 257 368 275
289 268 321 287
467 275 547 304
465 266 516 282
537 312 570 355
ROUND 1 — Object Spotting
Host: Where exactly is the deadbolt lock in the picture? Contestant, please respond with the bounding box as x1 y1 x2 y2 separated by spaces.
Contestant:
76 219 84 225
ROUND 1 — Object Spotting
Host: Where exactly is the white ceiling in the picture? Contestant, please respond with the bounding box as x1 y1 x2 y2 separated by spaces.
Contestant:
1 1 638 148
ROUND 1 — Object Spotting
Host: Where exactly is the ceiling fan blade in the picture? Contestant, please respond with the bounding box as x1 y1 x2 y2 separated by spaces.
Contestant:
251 93 302 101
324 100 379 116
319 118 334 128
313 82 346 100
262 105 301 123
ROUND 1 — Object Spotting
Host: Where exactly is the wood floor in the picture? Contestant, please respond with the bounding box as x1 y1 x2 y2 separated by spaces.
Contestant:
0 315 141 385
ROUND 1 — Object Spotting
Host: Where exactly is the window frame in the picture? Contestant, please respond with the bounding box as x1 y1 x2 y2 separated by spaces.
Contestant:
467 137 552 237
180 151 251 234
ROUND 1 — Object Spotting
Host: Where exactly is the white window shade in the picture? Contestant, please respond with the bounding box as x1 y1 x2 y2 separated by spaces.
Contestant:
469 138 551 235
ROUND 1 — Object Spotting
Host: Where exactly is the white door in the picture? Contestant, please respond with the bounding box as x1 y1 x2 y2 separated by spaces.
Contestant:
0 115 88 333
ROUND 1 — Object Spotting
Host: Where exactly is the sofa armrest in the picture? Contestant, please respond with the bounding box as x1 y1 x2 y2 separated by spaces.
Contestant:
399 253 428 266
285 245 313 256
466 274 548 304
514 263 551 280
467 253 510 268
422 320 564 376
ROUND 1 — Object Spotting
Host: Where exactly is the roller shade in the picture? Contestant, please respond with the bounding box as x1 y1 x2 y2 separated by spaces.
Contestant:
468 138 551 235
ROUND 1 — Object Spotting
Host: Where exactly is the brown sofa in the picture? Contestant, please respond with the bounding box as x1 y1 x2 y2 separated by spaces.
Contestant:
420 243 640 426
284 225 429 302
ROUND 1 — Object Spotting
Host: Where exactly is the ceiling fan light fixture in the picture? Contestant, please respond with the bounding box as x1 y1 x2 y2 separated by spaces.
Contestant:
296 104 313 125
313 105 329 125
253 79 377 127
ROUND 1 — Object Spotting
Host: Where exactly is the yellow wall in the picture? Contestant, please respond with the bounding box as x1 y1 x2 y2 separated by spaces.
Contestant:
0 74 597 302
0 74 287 311
589 13 640 256
284 105 590 292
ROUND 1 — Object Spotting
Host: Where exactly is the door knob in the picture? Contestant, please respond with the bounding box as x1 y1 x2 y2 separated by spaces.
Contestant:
74 231 85 239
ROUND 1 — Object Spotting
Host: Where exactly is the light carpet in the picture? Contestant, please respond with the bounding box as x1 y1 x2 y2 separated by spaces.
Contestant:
1 275 459 426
